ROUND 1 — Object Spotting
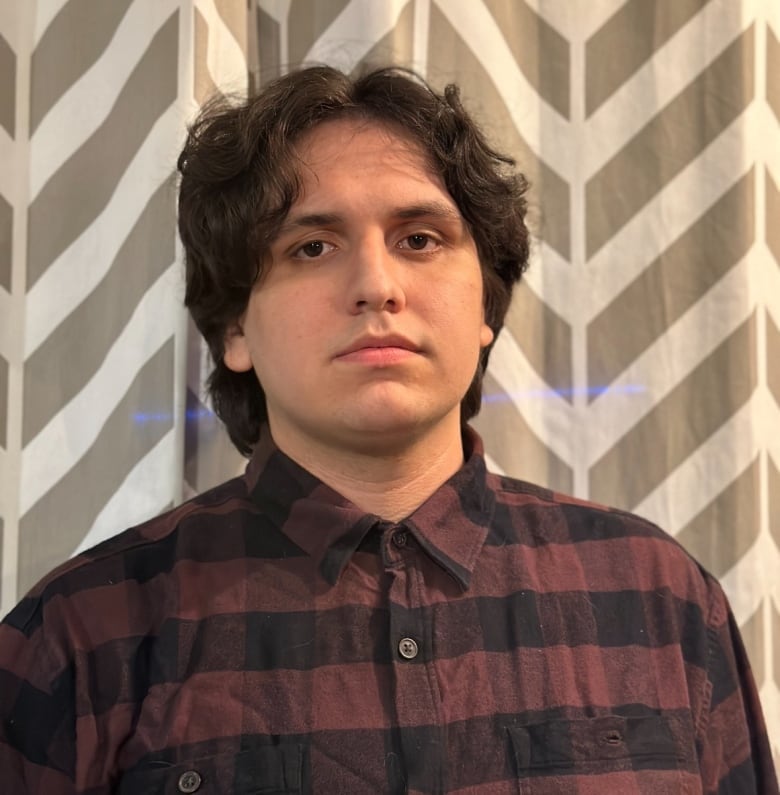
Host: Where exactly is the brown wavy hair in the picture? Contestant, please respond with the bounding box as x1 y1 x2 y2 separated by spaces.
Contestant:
178 66 530 455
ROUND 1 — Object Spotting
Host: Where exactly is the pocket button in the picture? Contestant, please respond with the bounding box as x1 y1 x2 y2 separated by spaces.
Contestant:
178 770 202 793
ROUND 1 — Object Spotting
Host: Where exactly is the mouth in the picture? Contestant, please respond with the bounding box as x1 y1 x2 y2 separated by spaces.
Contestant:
334 334 422 365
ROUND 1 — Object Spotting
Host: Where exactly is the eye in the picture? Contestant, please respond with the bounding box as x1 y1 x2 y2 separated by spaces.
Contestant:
293 240 335 259
400 233 437 252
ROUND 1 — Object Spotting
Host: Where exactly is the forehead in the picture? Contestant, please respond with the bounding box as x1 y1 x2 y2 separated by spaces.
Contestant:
291 118 447 201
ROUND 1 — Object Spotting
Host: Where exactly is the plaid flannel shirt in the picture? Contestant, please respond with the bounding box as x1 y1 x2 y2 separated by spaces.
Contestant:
1 428 777 794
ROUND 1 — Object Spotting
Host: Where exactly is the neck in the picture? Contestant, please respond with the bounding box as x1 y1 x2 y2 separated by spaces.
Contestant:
268 420 466 521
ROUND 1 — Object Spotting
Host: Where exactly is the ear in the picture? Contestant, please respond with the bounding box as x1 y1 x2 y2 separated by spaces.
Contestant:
479 322 494 349
222 322 254 373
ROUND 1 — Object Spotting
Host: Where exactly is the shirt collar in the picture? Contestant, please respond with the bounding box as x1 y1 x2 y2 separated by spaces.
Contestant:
245 426 495 591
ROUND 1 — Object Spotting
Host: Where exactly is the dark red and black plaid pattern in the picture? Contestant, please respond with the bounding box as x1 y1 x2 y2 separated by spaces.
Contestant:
1 429 777 794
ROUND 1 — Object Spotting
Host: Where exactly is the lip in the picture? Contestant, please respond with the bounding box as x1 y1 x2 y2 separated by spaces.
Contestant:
334 334 422 364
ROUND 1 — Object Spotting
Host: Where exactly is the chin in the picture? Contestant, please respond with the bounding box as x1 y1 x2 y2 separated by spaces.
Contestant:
337 403 459 448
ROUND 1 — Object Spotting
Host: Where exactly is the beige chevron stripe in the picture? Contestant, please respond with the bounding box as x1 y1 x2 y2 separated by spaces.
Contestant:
768 310 780 407
504 282 572 400
22 175 176 446
426 2 570 260
29 0 133 134
18 337 175 594
26 10 179 291
589 312 757 509
0 192 10 291
587 169 754 391
288 0 351 66
0 352 6 448
585 0 711 117
0 27 12 294
675 456 759 578
253 4 281 86
475 372 573 494
770 455 780 549
767 170 780 266
768 24 780 123
0 31 14 138
483 0 569 118
775 602 780 693
184 386 244 495
586 25 754 259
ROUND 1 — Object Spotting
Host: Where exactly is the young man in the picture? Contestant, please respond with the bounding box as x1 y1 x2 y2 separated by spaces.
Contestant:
1 67 777 794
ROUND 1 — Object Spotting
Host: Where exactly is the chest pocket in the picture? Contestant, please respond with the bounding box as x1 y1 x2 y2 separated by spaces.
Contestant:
116 745 303 795
507 714 698 794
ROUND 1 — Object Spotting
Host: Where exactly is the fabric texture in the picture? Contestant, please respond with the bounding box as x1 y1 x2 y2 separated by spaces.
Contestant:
0 428 776 794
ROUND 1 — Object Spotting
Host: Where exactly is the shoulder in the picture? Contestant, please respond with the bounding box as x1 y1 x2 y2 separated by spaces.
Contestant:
3 474 253 636
486 470 722 612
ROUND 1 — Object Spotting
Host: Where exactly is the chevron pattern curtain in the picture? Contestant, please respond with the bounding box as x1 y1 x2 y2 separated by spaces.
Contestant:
0 0 777 764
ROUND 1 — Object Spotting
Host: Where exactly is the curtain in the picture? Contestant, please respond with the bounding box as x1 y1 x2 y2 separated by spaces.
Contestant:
0 0 777 763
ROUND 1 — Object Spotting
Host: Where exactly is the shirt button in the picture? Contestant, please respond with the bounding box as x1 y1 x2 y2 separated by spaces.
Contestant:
398 637 419 659
393 532 408 548
178 770 202 793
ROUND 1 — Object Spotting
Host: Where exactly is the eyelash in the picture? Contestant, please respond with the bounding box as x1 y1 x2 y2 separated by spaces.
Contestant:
292 240 335 259
290 232 441 260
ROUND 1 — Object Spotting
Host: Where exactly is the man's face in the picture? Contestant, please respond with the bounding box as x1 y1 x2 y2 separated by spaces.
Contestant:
223 118 494 455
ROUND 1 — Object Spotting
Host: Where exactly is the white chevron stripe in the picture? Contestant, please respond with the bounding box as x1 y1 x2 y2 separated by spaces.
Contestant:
412 0 429 75
24 101 184 357
488 328 573 464
195 0 247 92
583 0 748 175
31 0 69 46
19 263 182 516
720 531 780 625
586 254 754 463
29 0 179 198
633 397 760 535
433 0 572 178
302 0 409 71
755 0 780 32
585 116 755 310
766 128 780 186
523 246 578 328
72 429 176 555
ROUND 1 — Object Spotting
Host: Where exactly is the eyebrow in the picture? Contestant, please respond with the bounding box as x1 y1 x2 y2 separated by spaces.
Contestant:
278 201 464 236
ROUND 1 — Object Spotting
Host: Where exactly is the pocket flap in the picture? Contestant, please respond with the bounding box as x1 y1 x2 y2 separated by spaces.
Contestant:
507 714 691 774
117 744 303 794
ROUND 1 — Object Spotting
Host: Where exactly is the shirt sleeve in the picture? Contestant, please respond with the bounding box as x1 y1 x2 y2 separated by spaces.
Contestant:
697 577 779 794
0 597 80 795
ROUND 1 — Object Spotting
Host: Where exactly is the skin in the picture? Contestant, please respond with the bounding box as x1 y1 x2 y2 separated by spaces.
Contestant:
224 119 493 520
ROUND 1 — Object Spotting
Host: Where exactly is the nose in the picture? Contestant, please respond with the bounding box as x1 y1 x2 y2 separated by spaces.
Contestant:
347 234 406 314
